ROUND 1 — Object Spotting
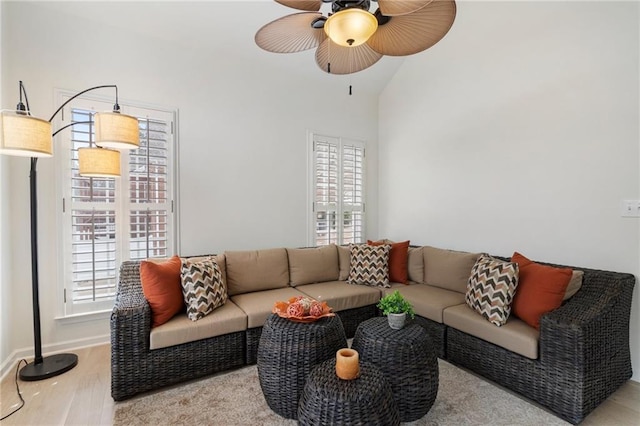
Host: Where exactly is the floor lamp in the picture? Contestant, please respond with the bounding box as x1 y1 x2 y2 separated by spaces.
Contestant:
0 81 140 381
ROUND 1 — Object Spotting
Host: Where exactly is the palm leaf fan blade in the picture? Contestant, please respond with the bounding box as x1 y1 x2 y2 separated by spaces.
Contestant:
315 39 383 74
377 0 435 16
367 0 456 56
275 0 322 12
255 12 327 53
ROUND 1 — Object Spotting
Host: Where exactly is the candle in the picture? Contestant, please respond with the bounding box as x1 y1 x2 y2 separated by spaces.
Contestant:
336 348 360 380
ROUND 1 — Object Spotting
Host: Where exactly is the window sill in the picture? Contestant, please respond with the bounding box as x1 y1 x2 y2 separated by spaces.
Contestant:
54 309 112 325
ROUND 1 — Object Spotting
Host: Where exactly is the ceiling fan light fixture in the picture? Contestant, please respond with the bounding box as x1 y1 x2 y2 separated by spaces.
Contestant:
324 8 378 47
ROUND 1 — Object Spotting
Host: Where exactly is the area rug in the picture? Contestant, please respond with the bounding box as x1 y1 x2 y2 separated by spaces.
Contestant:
113 360 569 425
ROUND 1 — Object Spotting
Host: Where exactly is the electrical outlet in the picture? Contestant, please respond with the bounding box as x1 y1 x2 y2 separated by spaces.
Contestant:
621 200 640 217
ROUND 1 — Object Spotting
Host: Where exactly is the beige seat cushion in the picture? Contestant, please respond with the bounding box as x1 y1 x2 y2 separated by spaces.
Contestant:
150 300 247 350
387 281 421 290
382 284 465 323
423 246 480 294
231 287 306 328
296 281 381 312
407 246 424 283
287 245 339 285
444 304 539 359
225 248 289 296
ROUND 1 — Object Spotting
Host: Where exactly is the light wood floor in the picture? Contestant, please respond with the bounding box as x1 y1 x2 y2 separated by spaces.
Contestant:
1 344 639 425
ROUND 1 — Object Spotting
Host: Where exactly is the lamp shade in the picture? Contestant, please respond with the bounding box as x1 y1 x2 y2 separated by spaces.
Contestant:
0 111 53 157
324 8 378 47
78 147 120 177
94 112 139 150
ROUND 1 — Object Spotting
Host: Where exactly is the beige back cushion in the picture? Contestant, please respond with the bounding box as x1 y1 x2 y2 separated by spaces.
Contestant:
337 245 351 280
225 248 289 296
423 246 480 293
287 245 339 286
145 254 227 291
564 270 584 301
407 247 424 283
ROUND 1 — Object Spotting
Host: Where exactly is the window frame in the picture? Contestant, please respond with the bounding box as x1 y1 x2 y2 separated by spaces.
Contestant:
307 131 366 247
55 90 179 317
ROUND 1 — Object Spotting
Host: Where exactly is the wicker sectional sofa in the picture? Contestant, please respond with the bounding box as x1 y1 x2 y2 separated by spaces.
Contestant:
110 244 635 424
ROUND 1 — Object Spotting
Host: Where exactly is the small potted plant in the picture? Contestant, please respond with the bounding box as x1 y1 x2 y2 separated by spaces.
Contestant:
377 290 415 330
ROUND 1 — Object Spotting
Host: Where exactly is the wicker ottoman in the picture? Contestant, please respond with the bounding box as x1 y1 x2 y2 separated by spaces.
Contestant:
298 359 400 426
352 316 439 422
257 314 348 419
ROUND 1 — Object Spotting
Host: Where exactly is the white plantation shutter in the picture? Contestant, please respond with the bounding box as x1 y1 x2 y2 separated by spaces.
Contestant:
313 138 339 245
128 117 171 261
311 134 365 246
60 96 176 315
67 109 119 311
341 142 365 244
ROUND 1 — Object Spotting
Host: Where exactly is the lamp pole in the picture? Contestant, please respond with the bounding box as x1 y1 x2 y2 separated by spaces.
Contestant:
19 155 79 380
12 83 129 381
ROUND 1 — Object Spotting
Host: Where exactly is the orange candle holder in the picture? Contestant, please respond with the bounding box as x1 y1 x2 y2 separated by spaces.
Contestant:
335 348 360 380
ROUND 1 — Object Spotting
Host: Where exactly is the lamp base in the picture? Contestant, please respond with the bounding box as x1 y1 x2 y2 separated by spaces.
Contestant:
19 353 78 381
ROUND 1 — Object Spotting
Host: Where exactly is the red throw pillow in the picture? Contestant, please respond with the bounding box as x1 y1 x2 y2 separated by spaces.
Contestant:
367 240 410 284
511 252 572 329
140 255 183 327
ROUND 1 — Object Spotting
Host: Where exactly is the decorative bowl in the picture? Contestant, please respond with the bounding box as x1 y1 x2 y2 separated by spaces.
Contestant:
272 296 335 323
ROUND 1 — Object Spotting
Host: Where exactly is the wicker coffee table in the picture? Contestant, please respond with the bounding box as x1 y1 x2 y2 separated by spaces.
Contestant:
298 359 400 426
352 316 438 422
257 314 348 420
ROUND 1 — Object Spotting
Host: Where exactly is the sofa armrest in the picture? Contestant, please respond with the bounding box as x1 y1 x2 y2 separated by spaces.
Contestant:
539 267 635 369
111 261 153 400
111 260 151 347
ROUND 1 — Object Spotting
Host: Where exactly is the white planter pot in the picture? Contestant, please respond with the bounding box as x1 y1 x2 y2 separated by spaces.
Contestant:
387 312 406 330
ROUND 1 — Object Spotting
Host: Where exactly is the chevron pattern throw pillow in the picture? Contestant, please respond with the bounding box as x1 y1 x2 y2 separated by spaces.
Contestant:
347 244 391 288
181 258 227 321
466 254 519 326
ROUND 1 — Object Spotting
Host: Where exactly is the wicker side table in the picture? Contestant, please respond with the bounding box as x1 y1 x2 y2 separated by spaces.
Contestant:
298 359 400 426
257 314 348 420
352 316 438 422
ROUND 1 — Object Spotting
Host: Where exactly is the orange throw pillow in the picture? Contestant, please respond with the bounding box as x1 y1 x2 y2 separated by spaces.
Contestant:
511 252 572 329
367 240 410 284
140 255 183 327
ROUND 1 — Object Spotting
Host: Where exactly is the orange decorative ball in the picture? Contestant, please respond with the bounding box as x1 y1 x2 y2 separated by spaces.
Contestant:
287 302 304 318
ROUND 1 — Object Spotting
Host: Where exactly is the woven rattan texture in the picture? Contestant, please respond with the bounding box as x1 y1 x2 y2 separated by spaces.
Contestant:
298 359 400 426
245 326 263 365
257 314 348 419
413 315 447 358
447 265 635 425
245 304 378 365
110 261 246 401
336 304 379 338
352 317 439 422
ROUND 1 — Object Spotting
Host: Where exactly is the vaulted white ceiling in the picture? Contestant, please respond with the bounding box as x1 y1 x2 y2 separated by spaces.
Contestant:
34 0 407 95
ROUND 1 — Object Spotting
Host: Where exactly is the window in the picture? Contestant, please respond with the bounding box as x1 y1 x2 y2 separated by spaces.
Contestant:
309 133 365 246
58 95 177 315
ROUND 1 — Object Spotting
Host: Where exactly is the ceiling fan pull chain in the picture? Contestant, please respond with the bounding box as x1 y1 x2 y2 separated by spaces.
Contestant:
349 46 353 95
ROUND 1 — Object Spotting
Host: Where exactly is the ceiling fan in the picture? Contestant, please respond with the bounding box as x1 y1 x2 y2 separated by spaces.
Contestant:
255 0 457 75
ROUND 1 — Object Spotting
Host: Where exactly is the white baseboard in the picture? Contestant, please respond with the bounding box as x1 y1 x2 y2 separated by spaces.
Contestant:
0 334 109 381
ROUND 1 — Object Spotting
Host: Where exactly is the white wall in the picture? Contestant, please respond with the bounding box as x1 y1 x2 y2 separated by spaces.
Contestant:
1 1 380 372
0 0 13 374
379 1 640 381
